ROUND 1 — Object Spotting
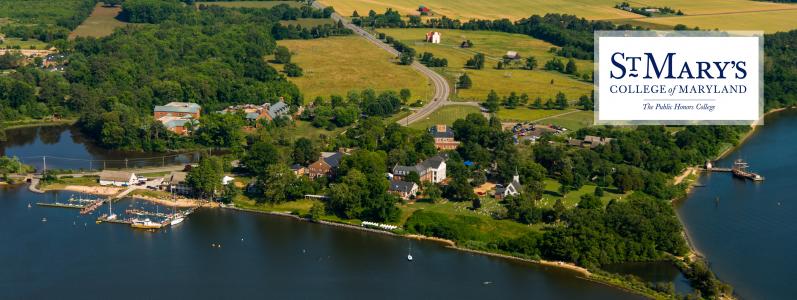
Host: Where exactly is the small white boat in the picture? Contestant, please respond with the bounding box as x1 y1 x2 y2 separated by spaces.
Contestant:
170 217 184 226
28 203 32 208
407 254 413 261
41 217 47 222
107 213 117 221
407 242 413 261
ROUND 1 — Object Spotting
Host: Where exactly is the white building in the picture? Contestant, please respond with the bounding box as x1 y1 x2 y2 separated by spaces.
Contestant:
98 170 137 187
425 31 441 44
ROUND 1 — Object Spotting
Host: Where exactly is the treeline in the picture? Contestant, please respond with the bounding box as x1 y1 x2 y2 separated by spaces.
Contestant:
271 21 352 40
301 89 407 130
0 66 72 121
360 11 626 60
764 30 797 110
380 34 416 65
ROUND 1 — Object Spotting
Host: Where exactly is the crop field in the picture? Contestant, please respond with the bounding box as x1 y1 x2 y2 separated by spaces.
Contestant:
408 105 481 130
320 0 638 20
379 28 593 103
322 0 797 32
69 3 127 39
631 10 797 33
274 35 432 103
196 1 300 8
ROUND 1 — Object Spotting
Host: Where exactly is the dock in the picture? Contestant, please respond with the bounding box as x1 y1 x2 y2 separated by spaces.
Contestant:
36 202 84 209
125 209 170 218
80 199 106 215
703 159 764 181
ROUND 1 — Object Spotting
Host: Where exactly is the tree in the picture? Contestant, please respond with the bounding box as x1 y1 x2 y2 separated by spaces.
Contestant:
292 137 318 165
565 58 578 74
399 52 414 65
555 92 569 109
594 186 604 197
458 73 472 89
261 164 295 204
399 88 411 103
466 53 485 69
284 63 303 77
310 202 325 221
471 198 482 209
577 194 602 209
578 94 593 110
552 198 566 221
422 181 442 203
242 141 281 176
352 10 360 18
483 90 500 112
187 156 224 199
405 171 421 184
194 113 245 149
524 56 538 70
274 46 292 64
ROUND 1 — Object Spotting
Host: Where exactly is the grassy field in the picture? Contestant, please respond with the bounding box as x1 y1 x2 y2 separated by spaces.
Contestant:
379 28 592 102
279 18 335 26
0 38 49 50
0 0 92 25
537 110 594 130
320 0 638 20
196 1 300 8
540 179 630 209
408 105 480 130
274 35 432 103
69 3 127 39
496 108 577 122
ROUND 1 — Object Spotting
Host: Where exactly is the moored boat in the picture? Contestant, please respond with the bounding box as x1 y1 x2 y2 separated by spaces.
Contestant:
131 218 162 229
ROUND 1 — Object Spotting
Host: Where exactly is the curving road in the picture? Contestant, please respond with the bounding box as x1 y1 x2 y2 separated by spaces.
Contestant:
311 2 451 126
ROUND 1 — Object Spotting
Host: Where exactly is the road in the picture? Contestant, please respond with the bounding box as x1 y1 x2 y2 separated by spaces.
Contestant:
312 2 451 126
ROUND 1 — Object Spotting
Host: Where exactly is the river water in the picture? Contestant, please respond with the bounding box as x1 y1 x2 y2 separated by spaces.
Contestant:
676 109 797 299
0 125 640 299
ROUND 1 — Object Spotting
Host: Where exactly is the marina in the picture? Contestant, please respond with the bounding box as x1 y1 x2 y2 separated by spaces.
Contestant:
702 158 764 181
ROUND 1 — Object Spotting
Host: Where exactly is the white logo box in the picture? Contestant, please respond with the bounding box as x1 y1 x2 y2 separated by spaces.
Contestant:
594 31 763 125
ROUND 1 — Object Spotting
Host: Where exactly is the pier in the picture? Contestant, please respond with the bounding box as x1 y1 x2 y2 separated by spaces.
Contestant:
36 202 84 209
703 159 764 181
125 209 170 218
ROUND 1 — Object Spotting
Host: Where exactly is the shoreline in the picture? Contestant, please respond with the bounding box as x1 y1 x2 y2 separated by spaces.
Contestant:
222 205 667 299
671 107 795 298
2 119 77 130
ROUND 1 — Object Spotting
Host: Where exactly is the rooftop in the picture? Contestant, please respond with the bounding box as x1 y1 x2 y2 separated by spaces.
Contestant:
154 102 201 114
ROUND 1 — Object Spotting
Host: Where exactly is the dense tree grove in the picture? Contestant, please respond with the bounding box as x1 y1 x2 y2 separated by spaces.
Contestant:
765 30 797 109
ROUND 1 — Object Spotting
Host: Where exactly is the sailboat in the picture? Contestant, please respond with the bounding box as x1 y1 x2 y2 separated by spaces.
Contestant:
106 199 117 221
407 242 413 261
169 188 184 226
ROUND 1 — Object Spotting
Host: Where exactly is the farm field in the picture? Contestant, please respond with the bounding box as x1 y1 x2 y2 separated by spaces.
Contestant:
631 10 797 33
196 1 300 8
379 28 593 103
69 3 127 39
408 104 481 130
0 0 91 25
319 0 638 20
496 108 577 123
274 35 432 104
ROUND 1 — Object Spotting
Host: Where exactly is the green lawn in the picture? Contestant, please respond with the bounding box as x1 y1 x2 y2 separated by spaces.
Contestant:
496 108 577 122
537 110 594 130
379 28 592 103
233 196 320 215
274 35 432 104
279 120 345 142
196 1 300 8
408 105 480 129
69 3 128 39
540 179 630 209
1 38 48 50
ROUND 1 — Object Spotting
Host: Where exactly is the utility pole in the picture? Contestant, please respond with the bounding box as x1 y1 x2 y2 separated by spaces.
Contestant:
162 156 165 167
125 158 128 169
